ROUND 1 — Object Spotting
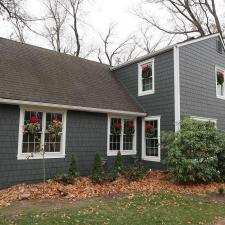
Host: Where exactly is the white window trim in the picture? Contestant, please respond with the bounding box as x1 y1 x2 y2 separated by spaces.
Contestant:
107 115 137 156
191 116 217 126
142 116 161 162
17 106 67 160
138 58 155 96
215 65 225 100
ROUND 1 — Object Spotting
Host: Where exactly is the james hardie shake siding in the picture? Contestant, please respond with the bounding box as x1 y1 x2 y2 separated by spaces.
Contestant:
0 104 138 187
113 50 174 168
179 36 225 130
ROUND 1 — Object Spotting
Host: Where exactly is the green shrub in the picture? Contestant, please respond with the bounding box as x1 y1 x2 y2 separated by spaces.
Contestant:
114 151 123 175
91 152 105 184
218 186 225 195
217 149 225 182
123 162 149 181
163 118 225 184
53 174 74 185
68 154 79 178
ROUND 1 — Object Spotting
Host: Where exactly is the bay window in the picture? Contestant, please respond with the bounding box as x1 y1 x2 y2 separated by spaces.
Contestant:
18 107 67 159
107 116 136 156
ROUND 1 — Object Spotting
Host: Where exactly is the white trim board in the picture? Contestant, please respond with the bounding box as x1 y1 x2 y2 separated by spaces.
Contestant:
177 33 223 48
107 115 137 156
174 46 180 132
141 116 161 162
17 107 67 160
138 58 155 96
0 98 146 117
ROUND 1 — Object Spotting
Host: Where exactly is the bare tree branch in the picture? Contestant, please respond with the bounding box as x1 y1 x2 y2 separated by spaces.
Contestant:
42 0 68 52
136 0 224 39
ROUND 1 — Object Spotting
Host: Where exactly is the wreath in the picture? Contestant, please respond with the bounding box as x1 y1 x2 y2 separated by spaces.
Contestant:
47 118 63 139
111 121 122 135
24 116 41 135
145 123 156 138
142 65 152 79
217 71 224 85
124 121 135 136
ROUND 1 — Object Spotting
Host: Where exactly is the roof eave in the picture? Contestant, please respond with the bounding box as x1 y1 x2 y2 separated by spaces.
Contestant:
110 45 174 71
0 98 146 117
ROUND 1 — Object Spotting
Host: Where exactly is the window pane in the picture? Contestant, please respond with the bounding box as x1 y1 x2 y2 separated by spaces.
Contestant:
123 119 134 150
110 134 120 150
141 62 153 92
123 135 133 150
110 118 121 151
216 69 225 97
45 113 62 153
22 111 42 153
145 120 159 157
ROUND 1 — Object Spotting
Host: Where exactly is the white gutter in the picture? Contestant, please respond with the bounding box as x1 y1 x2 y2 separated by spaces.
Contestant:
0 98 147 117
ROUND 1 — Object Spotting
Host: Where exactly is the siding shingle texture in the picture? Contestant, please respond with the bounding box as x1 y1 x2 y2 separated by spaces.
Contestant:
180 36 225 130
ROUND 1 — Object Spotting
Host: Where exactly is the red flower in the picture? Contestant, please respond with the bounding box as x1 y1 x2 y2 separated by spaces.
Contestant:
128 121 134 129
52 118 61 124
142 65 150 74
30 117 39 123
115 121 121 129
146 123 153 131
219 72 224 80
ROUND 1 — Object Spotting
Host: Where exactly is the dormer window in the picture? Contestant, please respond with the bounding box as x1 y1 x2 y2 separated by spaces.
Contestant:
138 59 155 96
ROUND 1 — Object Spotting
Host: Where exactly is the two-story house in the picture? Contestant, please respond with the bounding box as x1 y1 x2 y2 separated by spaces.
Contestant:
0 33 224 187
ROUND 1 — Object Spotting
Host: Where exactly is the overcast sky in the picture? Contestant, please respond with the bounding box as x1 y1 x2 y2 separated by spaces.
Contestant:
0 0 145 49
1 0 225 62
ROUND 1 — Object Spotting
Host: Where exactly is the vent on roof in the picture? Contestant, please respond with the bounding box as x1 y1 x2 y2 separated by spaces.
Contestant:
217 39 223 54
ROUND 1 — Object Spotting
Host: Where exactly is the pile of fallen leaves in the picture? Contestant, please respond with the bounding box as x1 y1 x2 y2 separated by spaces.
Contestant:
0 171 224 208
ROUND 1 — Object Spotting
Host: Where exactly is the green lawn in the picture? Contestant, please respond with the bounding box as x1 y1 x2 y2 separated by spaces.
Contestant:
0 191 225 225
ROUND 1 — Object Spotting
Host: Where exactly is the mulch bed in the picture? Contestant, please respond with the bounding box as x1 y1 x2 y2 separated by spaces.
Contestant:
0 171 224 208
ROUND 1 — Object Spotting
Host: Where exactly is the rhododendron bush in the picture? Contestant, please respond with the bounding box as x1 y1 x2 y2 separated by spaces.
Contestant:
161 118 225 184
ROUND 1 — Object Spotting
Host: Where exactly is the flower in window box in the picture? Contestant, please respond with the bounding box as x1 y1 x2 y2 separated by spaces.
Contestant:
111 121 122 135
124 121 135 136
217 71 224 85
145 123 156 138
47 118 63 139
142 65 152 79
24 117 41 135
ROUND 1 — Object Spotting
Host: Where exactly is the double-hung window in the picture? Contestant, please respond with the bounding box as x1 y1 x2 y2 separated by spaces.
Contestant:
138 59 155 96
191 116 217 127
18 107 67 160
216 66 225 99
142 116 160 162
107 116 136 156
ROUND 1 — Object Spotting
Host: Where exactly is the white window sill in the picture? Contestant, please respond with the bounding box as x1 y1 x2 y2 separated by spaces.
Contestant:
107 150 137 156
138 90 155 97
142 157 160 162
17 153 66 160
216 95 225 100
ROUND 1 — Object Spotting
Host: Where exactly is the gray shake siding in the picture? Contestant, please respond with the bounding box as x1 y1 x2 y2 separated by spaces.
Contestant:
0 104 138 188
113 50 174 168
179 36 225 130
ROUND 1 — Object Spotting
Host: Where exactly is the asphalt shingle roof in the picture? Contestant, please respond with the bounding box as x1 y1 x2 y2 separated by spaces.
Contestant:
0 38 143 113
